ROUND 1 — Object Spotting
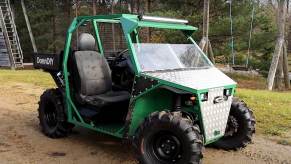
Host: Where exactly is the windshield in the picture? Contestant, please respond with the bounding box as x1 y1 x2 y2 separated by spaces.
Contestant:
133 42 213 72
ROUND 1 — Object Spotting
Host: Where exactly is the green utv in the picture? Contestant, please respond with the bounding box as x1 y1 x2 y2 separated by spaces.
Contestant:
33 14 255 164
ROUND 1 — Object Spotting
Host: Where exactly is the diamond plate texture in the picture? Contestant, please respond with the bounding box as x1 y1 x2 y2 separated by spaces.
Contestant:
200 87 233 142
145 68 236 90
145 69 235 142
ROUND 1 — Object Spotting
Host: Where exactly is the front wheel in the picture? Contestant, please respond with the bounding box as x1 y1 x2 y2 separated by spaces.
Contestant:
212 98 256 150
134 111 203 164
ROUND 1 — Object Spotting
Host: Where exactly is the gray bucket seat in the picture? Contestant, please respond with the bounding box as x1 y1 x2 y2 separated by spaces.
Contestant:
73 33 130 107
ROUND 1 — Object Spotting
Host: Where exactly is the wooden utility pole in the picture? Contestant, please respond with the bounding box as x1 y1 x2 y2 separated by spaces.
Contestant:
21 0 37 53
267 0 289 90
145 0 151 42
199 0 215 63
202 0 209 51
93 0 97 15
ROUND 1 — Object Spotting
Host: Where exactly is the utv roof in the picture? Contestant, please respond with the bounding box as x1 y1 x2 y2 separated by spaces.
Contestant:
69 14 198 35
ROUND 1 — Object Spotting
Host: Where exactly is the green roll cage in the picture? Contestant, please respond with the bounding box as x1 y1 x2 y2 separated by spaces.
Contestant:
61 14 208 138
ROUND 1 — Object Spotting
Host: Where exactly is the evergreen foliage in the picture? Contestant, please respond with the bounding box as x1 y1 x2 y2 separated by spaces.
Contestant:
12 0 277 72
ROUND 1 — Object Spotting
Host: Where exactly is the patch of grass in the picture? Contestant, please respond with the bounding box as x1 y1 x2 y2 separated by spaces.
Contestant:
236 88 291 137
226 72 259 81
277 139 291 146
0 70 54 88
227 72 266 89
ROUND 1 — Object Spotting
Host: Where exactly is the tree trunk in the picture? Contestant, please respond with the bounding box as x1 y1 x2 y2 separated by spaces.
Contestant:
267 38 284 90
93 0 97 15
267 0 287 90
275 49 284 89
199 0 209 53
127 1 132 13
283 42 290 88
52 0 56 53
130 0 134 13
283 0 290 89
137 0 140 13
199 0 215 63
199 37 207 51
202 0 209 39
111 4 116 51
21 0 37 53
145 0 151 42
208 41 215 64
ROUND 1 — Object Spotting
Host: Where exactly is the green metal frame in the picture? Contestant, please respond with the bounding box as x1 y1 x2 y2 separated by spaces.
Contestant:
61 14 236 144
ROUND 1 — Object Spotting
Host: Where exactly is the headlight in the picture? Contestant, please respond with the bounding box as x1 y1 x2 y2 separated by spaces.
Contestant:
184 95 197 106
200 92 208 102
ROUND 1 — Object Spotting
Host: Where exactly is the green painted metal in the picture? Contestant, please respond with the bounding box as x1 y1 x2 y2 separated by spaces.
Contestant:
61 14 198 138
120 18 140 73
92 21 104 55
120 17 138 34
128 88 174 136
133 29 140 44
132 84 162 100
71 120 125 138
127 78 236 144
123 32 141 73
62 19 85 124
59 13 237 144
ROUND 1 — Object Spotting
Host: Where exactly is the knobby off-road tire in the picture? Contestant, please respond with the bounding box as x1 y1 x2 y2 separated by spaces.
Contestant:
134 111 203 164
38 88 74 138
213 98 256 150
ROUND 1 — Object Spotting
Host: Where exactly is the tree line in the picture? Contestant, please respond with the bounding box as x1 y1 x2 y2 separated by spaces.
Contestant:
12 0 279 74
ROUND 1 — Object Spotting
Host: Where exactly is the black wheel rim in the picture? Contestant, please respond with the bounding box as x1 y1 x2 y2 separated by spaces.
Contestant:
225 115 239 137
44 101 58 128
151 131 183 163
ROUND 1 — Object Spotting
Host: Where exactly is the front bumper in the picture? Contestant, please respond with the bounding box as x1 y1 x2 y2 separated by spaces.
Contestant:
200 87 233 144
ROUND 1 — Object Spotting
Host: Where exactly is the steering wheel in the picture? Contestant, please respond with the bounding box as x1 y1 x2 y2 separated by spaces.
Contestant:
116 49 129 58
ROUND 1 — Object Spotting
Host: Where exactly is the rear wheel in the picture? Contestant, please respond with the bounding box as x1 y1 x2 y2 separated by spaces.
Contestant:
38 89 74 138
134 111 203 164
212 98 256 150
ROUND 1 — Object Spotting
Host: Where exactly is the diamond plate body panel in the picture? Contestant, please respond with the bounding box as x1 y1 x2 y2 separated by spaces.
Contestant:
201 87 233 142
145 69 235 143
145 68 236 90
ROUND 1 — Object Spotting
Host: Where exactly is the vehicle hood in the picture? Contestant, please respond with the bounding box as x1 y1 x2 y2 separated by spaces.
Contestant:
144 67 236 91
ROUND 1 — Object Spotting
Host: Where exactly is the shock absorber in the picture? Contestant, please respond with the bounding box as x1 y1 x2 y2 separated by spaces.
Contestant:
173 94 182 111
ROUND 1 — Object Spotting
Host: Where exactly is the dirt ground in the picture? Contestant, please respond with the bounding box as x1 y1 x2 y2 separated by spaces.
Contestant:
0 82 291 164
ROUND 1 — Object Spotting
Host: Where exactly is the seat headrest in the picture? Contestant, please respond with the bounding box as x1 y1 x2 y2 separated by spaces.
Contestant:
78 33 96 51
